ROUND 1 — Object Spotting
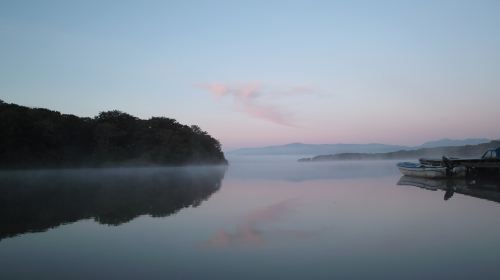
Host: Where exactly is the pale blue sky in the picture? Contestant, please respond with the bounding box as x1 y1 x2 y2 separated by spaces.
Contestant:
1 0 499 149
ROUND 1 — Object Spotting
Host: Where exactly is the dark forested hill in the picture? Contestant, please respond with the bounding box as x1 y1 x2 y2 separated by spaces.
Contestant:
0 100 226 168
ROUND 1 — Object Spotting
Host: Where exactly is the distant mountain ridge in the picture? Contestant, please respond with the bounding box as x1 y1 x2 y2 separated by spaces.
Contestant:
298 140 500 162
230 138 490 156
414 138 490 149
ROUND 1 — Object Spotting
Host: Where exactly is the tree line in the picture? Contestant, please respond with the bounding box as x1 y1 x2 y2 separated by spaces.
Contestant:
0 100 227 168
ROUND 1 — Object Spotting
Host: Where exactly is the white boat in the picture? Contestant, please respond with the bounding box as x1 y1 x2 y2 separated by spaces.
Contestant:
397 162 448 178
397 162 465 178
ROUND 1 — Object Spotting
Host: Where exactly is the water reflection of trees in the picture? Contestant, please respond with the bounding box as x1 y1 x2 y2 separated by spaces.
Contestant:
398 176 500 203
0 166 226 240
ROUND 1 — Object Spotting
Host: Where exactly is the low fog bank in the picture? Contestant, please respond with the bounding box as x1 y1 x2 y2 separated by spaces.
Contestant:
226 155 399 181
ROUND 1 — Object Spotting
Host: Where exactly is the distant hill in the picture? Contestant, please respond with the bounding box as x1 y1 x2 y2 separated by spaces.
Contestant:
0 100 227 168
230 142 408 156
299 140 500 162
415 138 490 149
230 138 490 156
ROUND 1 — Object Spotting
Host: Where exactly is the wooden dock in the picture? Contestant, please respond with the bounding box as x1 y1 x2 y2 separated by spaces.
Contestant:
420 147 500 178
449 160 499 179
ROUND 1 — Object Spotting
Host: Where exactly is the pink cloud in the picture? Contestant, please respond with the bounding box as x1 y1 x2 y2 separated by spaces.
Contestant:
198 82 305 127
199 83 229 98
278 85 317 96
235 101 294 127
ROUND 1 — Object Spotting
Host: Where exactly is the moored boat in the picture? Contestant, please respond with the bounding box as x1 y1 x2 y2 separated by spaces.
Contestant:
397 162 449 178
401 147 500 179
397 162 465 178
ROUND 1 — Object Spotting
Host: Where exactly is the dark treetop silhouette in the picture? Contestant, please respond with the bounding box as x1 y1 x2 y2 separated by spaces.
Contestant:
0 166 226 240
0 100 226 168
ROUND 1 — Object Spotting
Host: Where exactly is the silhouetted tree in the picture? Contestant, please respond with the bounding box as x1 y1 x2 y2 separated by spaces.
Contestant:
0 101 227 168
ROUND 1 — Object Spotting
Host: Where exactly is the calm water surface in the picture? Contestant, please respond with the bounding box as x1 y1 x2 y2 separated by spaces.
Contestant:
1 158 500 279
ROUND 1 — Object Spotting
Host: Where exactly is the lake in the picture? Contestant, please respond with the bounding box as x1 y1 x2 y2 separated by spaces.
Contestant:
1 158 500 280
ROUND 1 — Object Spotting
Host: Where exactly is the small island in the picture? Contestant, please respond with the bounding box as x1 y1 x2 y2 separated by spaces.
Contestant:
0 100 227 168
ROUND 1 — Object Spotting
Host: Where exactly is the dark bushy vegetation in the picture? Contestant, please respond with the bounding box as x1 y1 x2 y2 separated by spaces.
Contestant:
0 100 226 168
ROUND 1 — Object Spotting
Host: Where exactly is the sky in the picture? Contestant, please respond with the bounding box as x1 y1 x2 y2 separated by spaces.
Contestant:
1 0 499 150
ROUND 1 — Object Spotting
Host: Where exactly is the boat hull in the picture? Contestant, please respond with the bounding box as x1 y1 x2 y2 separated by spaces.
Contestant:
397 176 465 190
398 165 448 178
397 162 465 178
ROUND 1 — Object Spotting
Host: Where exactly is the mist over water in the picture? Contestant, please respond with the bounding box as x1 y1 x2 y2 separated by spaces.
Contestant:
227 155 398 181
1 157 500 280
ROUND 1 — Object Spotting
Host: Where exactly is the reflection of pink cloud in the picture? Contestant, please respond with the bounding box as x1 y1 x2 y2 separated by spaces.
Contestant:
198 82 312 127
245 198 296 223
203 199 295 247
203 199 327 248
204 227 264 247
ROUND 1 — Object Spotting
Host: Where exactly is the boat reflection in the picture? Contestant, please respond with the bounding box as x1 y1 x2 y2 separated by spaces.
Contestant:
398 175 500 203
0 166 226 240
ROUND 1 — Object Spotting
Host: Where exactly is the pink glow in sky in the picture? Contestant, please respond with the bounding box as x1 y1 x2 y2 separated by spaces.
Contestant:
195 79 500 150
199 82 310 127
2 1 500 150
